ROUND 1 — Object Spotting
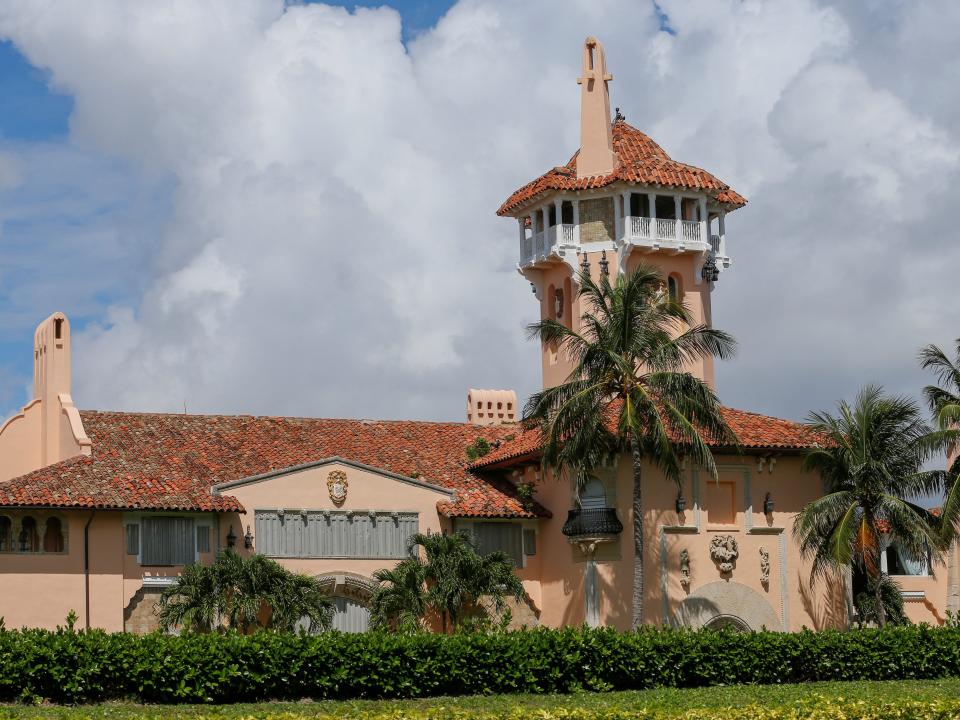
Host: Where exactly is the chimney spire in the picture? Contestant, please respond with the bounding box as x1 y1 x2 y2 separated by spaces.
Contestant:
575 37 615 179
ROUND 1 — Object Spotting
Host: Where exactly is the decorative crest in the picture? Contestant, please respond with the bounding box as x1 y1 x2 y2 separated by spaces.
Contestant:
327 469 348 506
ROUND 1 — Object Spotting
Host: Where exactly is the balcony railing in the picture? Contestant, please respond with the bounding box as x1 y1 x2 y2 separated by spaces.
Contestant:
561 507 624 538
520 224 577 266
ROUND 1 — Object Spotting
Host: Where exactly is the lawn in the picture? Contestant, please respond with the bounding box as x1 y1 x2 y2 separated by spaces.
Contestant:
1 679 957 719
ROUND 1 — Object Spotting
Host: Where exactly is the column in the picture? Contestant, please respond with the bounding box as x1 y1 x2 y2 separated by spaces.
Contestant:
674 195 682 242
572 198 581 246
622 191 632 240
718 210 727 259
554 198 564 246
584 546 600 628
518 218 527 264
613 193 622 241
541 206 550 255
699 197 708 244
648 192 656 239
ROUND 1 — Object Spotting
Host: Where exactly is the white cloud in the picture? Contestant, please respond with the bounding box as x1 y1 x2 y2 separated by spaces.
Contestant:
0 0 957 425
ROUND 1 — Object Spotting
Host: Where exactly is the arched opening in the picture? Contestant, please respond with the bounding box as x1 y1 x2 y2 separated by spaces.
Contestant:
0 516 11 552
667 274 682 304
579 476 608 509
43 516 65 553
19 516 39 553
704 614 752 632
309 573 375 634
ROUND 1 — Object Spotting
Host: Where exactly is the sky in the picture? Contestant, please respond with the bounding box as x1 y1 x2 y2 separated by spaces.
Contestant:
0 0 958 437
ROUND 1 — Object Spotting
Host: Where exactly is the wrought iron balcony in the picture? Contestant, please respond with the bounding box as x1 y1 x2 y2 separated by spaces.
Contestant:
561 507 624 538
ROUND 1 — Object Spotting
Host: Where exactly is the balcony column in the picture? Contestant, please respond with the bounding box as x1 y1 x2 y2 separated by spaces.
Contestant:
572 198 581 246
699 197 707 244
674 195 682 242
541 205 550 255
518 218 526 264
718 210 727 258
554 198 564 246
648 192 657 239
621 191 631 241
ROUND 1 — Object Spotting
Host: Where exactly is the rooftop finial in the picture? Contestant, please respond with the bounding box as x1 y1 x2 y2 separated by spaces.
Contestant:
576 37 615 179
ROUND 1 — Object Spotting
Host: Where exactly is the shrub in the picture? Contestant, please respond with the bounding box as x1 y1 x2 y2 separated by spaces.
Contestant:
1 625 960 704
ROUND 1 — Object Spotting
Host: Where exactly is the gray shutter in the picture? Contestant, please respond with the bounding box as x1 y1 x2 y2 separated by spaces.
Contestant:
125 524 140 556
142 517 196 565
255 510 417 558
196 526 211 554
522 528 537 556
475 522 523 567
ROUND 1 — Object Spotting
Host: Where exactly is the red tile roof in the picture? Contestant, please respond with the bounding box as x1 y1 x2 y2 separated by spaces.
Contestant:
0 412 547 518
498 120 747 216
470 406 824 470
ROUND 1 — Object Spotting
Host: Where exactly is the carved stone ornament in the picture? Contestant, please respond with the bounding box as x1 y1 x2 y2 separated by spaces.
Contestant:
709 534 739 573
327 470 348 506
759 546 770 584
679 548 691 589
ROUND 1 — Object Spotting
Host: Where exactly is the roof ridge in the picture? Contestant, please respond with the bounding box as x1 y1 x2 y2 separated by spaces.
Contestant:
78 409 515 429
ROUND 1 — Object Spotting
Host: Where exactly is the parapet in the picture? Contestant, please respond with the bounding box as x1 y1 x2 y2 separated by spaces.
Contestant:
466 389 518 426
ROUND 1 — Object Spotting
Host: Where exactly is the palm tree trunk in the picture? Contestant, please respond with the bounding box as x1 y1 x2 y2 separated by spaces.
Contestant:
631 436 644 629
873 568 886 628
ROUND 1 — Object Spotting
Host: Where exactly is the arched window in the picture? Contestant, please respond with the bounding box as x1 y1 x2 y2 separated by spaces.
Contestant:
43 516 65 553
579 477 608 509
19 516 39 553
554 287 564 320
0 516 11 552
667 275 682 303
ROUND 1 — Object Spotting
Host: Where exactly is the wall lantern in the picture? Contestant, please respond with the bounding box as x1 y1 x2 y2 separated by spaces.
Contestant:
763 492 774 515
701 255 720 282
675 492 686 514
226 526 237 548
243 525 254 550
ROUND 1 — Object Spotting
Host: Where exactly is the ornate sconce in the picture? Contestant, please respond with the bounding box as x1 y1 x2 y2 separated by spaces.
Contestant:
226 527 237 548
763 492 774 515
675 491 686 514
243 525 254 550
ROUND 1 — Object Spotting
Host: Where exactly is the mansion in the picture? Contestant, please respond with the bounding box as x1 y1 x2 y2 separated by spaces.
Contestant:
0 39 956 634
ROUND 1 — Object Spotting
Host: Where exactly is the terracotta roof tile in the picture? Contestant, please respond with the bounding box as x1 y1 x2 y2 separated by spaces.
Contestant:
0 412 545 518
498 120 747 216
471 406 824 470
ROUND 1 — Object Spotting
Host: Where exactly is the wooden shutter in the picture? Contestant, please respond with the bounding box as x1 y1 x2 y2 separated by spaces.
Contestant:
125 523 140 556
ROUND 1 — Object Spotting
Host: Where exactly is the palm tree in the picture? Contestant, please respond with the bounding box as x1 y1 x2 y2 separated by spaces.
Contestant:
157 550 332 633
524 264 737 627
793 386 943 627
369 559 428 632
371 532 524 633
920 339 960 541
156 560 224 632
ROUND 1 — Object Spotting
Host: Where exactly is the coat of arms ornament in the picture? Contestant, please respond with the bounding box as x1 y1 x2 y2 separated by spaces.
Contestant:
327 470 348 506
709 534 739 573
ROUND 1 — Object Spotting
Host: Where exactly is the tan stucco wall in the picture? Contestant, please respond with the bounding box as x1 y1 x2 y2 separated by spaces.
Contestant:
219 461 454 582
527 453 850 632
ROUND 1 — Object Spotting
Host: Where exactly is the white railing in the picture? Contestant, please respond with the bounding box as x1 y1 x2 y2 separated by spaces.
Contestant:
521 234 534 265
655 218 676 239
544 226 556 255
559 224 575 245
679 219 701 243
630 216 651 239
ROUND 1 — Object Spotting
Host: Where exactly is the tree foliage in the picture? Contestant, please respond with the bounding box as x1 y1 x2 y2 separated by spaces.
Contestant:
523 265 736 626
157 550 333 633
370 531 524 633
793 386 944 627
919 338 960 543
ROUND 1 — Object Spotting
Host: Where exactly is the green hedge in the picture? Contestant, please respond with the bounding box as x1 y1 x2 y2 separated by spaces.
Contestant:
1 626 960 704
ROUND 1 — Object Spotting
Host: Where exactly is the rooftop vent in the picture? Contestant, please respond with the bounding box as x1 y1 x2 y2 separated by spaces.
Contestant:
466 389 517 426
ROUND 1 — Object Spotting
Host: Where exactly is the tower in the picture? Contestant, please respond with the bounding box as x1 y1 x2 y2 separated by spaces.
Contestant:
498 38 746 390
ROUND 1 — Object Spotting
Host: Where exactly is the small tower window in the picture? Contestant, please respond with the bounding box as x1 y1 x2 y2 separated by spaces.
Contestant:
54 318 63 340
554 288 564 320
667 276 681 303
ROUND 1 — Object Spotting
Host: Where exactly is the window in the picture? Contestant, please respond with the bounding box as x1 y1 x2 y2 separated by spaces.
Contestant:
705 481 736 525
561 201 574 225
522 528 537 557
126 524 140 555
473 522 523 567
196 526 211 554
0 516 11 552
579 477 608 509
141 516 196 566
254 510 419 559
883 541 929 576
18 516 39 552
42 517 64 553
667 275 682 303
554 288 564 320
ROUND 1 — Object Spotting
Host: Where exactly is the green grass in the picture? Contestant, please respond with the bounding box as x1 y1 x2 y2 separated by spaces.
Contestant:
1 679 957 719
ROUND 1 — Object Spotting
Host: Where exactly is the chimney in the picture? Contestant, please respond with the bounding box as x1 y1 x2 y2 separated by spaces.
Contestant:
467 389 518 426
575 37 615 179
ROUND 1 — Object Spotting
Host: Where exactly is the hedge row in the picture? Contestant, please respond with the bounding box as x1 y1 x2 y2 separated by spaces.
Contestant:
1 626 960 704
